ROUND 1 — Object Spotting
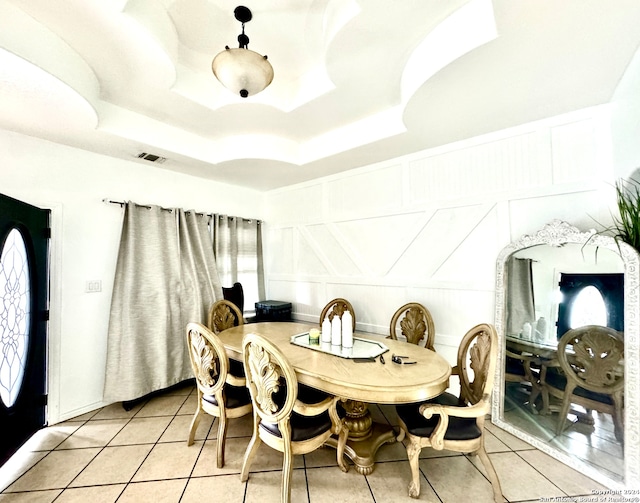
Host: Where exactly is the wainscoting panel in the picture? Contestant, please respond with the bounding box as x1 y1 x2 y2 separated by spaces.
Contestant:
264 106 616 354
407 130 552 205
326 164 403 218
550 119 599 184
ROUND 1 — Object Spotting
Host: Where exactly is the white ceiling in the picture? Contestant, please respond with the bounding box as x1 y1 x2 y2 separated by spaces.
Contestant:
1 0 640 191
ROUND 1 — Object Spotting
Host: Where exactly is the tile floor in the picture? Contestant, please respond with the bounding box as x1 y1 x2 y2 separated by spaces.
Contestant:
0 381 608 503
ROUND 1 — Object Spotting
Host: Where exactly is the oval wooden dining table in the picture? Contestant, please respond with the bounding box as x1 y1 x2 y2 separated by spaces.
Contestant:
217 321 451 474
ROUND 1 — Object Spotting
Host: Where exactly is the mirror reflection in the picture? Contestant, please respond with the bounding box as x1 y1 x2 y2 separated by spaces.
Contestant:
504 244 624 482
492 220 640 490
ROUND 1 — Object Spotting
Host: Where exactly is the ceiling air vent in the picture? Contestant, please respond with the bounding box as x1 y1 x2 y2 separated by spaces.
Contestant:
137 152 167 164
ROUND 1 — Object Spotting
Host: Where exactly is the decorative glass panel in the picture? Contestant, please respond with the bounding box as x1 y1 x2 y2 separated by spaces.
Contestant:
569 285 607 329
0 228 31 408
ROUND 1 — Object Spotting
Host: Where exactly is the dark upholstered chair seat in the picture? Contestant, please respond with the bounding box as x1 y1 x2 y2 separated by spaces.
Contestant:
260 410 333 441
229 357 246 378
545 368 614 405
505 356 526 376
396 392 482 441
298 383 330 404
202 383 252 409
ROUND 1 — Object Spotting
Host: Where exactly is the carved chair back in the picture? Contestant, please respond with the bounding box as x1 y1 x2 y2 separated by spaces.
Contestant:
456 323 498 406
389 302 436 350
242 332 298 427
187 322 229 402
208 299 244 334
557 325 624 396
319 298 356 331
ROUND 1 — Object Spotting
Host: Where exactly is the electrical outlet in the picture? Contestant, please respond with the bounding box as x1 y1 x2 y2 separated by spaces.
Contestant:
85 280 102 293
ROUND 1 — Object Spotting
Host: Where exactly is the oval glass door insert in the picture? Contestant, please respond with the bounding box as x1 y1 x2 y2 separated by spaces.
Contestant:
0 228 31 408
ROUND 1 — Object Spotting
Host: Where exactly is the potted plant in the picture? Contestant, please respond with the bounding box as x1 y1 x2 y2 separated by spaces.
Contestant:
611 177 640 253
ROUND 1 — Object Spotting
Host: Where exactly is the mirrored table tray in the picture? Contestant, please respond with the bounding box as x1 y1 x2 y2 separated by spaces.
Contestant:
290 332 388 359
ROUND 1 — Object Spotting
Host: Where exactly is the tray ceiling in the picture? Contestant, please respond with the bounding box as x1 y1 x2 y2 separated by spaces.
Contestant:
1 0 640 190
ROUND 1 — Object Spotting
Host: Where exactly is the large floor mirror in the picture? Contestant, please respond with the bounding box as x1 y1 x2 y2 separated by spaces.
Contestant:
492 220 640 489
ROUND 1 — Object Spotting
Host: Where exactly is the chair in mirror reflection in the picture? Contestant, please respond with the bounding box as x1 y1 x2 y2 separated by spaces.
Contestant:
388 302 435 350
240 333 349 503
504 348 543 413
185 323 252 468
492 220 638 488
537 325 624 442
319 297 356 331
396 323 505 502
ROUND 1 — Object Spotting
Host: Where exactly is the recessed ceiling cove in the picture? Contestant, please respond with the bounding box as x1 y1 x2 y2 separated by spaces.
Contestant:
1 0 640 190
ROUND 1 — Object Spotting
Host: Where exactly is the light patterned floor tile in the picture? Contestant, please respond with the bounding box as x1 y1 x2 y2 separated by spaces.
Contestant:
244 469 308 503
517 449 608 496
134 396 188 418
68 444 153 487
0 490 61 502
366 459 436 501
485 421 536 451
191 437 303 477
131 441 202 482
419 454 497 503
0 451 48 492
108 416 173 445
54 484 125 503
182 475 246 503
5 449 100 492
214 413 254 439
55 420 129 450
304 445 348 469
470 451 566 502
20 425 80 453
1 384 627 503
159 413 213 443
176 395 198 416
306 466 374 503
117 479 188 503
90 402 144 420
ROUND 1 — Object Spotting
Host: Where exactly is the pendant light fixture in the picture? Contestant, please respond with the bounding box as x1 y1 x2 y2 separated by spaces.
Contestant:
212 6 274 98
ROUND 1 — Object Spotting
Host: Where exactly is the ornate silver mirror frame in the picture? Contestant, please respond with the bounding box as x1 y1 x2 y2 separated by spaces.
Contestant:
492 219 640 489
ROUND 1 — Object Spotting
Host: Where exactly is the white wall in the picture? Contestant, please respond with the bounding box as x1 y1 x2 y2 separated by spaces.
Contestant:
263 105 622 366
0 130 265 423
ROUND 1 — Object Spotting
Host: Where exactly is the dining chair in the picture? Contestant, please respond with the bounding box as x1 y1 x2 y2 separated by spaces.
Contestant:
240 332 349 503
222 281 244 313
185 322 252 468
207 299 244 334
388 302 435 350
396 323 505 502
538 325 624 441
319 297 356 331
207 299 246 379
504 348 543 413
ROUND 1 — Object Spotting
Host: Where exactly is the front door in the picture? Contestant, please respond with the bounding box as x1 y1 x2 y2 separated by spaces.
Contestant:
0 193 49 465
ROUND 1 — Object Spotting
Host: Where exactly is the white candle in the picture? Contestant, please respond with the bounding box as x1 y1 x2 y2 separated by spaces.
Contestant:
342 310 353 348
321 318 332 343
331 315 342 346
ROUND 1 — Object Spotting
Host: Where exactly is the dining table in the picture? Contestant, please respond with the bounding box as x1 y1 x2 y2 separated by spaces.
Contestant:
217 321 452 474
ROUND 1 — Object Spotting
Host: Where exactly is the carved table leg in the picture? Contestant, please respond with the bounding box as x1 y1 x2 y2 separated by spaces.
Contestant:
325 399 396 474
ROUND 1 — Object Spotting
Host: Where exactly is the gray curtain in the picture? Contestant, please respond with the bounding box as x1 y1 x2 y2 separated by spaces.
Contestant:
506 257 536 336
104 204 222 402
212 214 265 310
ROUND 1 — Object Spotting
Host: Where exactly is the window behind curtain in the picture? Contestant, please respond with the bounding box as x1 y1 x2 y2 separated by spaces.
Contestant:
212 214 265 313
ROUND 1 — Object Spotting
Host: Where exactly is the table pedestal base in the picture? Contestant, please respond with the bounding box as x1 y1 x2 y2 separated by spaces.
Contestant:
327 423 396 474
325 399 397 474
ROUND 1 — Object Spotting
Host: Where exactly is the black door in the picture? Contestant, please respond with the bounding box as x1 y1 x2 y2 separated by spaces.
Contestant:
0 193 49 465
556 272 624 339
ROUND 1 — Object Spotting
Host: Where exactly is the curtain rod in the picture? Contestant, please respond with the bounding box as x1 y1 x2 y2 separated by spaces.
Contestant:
102 198 261 223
